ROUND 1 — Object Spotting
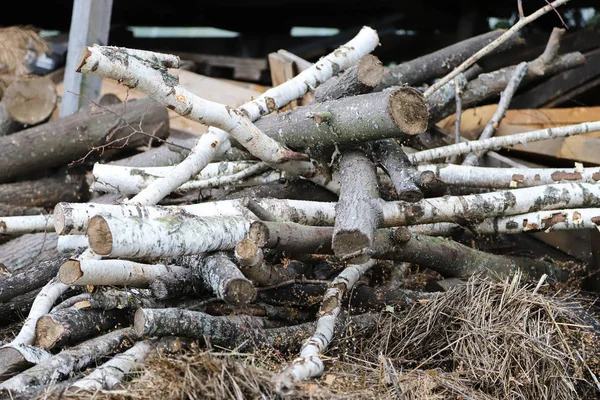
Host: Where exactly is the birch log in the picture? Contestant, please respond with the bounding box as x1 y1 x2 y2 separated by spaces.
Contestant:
178 252 256 306
0 327 136 396
0 215 54 236
68 338 156 392
54 198 335 235
273 260 375 394
415 164 600 188
59 258 190 287
407 121 600 165
376 29 524 90
86 214 250 258
78 27 379 205
0 96 170 184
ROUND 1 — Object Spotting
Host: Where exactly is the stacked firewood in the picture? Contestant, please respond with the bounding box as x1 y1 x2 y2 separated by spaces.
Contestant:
1 1 600 398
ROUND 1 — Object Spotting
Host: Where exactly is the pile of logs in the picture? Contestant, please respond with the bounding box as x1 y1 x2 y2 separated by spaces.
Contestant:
1 0 600 398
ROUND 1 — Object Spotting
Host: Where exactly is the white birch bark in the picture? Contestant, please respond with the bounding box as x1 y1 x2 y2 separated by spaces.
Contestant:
401 206 600 237
58 258 189 287
273 260 375 395
54 199 337 235
56 235 89 253
408 121 600 165
68 339 155 392
0 327 136 396
379 182 600 226
416 164 600 188
86 214 250 258
78 28 377 205
0 215 54 235
90 161 267 195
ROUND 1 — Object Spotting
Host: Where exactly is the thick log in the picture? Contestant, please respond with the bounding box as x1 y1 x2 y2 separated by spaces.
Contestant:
234 239 296 286
0 255 71 303
86 214 250 258
149 267 206 300
252 86 429 154
59 258 190 287
0 289 38 323
0 76 57 137
0 167 89 209
35 307 130 350
0 232 59 272
0 96 170 183
376 29 524 90
313 54 384 102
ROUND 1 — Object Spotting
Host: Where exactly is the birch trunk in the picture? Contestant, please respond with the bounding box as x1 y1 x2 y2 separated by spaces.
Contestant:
58 258 190 287
0 215 54 235
86 214 250 258
416 164 600 188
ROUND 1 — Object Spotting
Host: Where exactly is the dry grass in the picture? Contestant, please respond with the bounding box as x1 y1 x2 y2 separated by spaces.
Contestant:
0 25 49 77
34 271 600 400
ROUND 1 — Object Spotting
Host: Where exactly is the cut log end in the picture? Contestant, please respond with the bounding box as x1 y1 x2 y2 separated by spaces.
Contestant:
0 347 29 380
357 54 384 88
388 87 429 135
133 308 148 337
235 238 261 266
59 260 84 285
87 215 113 255
53 203 67 235
4 76 57 125
34 316 64 350
248 221 269 247
332 231 372 265
223 278 257 305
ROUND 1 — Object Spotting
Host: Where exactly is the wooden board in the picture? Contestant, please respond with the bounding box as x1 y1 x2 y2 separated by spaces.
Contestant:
54 69 267 135
437 105 600 165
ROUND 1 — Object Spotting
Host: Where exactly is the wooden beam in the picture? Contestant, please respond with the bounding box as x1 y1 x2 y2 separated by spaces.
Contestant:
59 0 113 118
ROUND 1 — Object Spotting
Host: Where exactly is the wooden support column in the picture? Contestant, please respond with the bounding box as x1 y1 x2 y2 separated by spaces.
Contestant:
59 0 113 117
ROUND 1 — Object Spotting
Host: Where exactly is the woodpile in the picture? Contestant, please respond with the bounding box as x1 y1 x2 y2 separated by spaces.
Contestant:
1 1 600 399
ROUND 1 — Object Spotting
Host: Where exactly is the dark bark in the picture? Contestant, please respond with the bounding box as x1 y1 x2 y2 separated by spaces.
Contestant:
149 267 206 300
371 139 423 202
0 255 72 302
0 167 89 208
375 29 524 90
35 307 131 350
0 96 170 183
333 150 382 264
314 54 384 102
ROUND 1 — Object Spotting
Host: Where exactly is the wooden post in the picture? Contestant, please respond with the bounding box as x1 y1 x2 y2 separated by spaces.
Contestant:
59 0 113 118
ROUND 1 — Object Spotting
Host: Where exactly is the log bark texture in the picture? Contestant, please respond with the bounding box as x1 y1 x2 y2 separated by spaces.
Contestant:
0 96 169 183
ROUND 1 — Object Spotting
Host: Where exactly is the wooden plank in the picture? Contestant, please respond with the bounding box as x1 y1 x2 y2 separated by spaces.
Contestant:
175 52 267 82
55 69 266 135
268 52 298 111
59 0 113 118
